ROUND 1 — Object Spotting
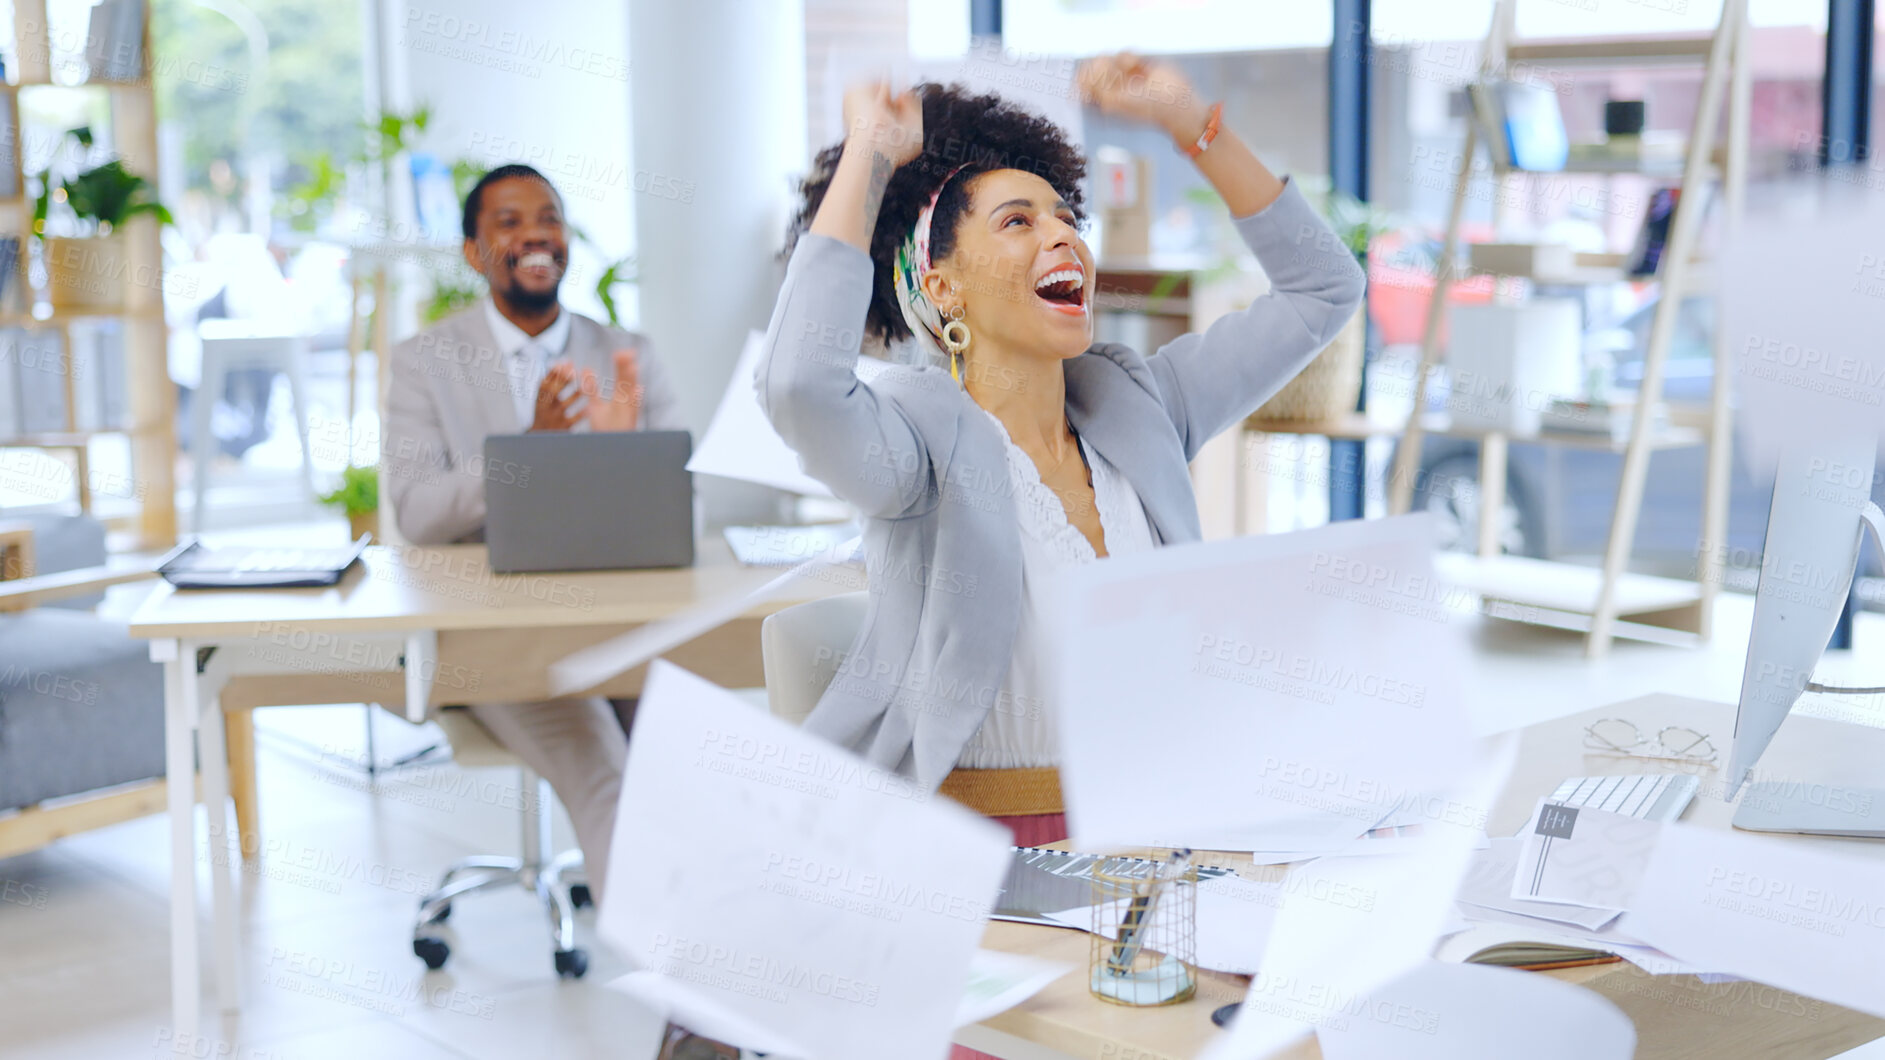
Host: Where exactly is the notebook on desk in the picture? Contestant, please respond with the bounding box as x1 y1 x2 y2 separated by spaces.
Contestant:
156 535 369 589
991 847 1232 927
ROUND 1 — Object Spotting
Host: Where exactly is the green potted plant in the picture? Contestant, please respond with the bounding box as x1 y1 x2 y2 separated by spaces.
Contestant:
318 464 380 541
34 126 173 311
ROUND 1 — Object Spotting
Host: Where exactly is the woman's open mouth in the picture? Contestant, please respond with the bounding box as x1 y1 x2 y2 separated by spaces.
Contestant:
1033 266 1087 316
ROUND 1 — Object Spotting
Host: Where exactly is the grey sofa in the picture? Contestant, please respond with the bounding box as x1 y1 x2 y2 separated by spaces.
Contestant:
0 513 166 821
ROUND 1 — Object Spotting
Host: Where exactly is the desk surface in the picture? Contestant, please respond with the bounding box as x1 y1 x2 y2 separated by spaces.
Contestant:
128 539 859 640
969 694 1885 1060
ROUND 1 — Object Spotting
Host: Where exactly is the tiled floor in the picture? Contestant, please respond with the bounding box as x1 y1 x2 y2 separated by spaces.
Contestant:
5 550 1883 1058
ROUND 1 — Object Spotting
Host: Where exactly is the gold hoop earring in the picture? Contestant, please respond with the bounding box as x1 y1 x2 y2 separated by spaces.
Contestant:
941 306 970 385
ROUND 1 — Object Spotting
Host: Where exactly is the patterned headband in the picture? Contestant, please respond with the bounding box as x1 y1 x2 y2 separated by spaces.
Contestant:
892 163 970 365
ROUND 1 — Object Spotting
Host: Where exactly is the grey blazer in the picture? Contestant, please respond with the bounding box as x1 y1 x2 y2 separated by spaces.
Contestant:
756 180 1368 790
383 301 685 545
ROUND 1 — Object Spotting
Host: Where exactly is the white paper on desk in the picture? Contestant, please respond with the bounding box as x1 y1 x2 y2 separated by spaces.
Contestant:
688 330 889 497
1044 874 1284 976
1051 513 1477 852
1203 734 1518 1060
1313 960 1635 1060
1297 800 1492 861
1458 838 1620 932
1621 822 1885 1020
597 662 1011 1060
1511 800 1660 912
545 540 863 696
951 949 1074 1028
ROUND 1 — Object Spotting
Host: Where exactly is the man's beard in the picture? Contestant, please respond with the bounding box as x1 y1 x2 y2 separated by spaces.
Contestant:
500 277 560 312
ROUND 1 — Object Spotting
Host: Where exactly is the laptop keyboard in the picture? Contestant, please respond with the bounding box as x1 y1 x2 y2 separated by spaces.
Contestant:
1549 773 1699 821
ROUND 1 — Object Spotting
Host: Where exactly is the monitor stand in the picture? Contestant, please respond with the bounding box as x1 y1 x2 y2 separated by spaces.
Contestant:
1732 781 1885 838
1731 500 1885 840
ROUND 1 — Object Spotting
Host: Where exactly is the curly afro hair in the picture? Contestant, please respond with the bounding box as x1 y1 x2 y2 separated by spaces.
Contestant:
786 83 1088 346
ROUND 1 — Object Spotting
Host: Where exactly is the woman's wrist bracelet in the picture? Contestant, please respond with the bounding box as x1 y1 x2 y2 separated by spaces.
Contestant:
1176 102 1224 159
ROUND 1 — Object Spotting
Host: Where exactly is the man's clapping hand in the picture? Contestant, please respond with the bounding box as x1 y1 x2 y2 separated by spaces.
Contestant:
582 348 644 433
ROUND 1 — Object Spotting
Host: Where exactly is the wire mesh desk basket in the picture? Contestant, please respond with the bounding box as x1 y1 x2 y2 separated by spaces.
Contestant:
1088 853 1198 1006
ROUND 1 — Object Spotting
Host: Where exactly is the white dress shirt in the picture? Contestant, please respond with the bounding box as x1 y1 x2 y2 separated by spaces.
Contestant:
956 407 1158 770
483 297 573 429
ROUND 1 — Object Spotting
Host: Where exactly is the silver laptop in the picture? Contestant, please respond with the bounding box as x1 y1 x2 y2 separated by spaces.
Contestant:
483 431 695 573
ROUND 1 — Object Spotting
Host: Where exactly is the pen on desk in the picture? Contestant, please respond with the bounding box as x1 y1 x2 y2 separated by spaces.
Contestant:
1107 848 1192 976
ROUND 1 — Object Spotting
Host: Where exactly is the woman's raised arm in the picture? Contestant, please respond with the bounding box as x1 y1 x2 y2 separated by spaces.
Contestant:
1080 55 1366 457
756 84 939 519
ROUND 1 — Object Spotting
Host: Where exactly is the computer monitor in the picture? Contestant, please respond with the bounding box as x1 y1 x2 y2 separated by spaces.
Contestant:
1728 438 1885 837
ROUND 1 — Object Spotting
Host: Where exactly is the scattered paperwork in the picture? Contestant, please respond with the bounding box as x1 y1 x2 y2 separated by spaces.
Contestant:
1202 734 1517 1060
1510 800 1659 912
1622 823 1885 1020
1313 960 1635 1060
951 949 1074 1028
1051 513 1476 852
1044 873 1285 976
597 662 1011 1060
1459 839 1620 932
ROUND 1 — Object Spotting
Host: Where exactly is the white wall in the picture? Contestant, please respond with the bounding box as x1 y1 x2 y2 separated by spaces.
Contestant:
392 0 636 324
628 0 808 525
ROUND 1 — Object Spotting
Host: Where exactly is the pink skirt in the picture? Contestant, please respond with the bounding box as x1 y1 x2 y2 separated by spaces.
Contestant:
951 812 1069 1060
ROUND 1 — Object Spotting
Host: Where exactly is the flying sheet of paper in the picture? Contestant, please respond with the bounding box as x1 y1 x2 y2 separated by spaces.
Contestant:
1051 513 1476 852
951 949 1075 1028
597 662 1012 1060
1045 873 1284 976
688 329 890 496
1621 822 1885 1020
1312 960 1635 1060
1510 800 1660 912
1457 838 1620 932
545 539 863 696
1202 734 1517 1060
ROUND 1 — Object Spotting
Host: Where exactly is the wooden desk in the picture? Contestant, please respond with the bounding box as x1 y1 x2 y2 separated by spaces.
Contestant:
126 539 856 1040
963 694 1885 1059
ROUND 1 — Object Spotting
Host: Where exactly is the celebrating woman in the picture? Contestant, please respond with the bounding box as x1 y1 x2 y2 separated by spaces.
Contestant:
757 55 1366 845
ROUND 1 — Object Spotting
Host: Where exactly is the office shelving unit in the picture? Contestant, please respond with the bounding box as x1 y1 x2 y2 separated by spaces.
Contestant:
1379 0 1751 658
0 0 175 546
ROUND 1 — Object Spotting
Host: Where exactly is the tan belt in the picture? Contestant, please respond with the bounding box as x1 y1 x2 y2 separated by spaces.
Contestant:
937 766 1064 818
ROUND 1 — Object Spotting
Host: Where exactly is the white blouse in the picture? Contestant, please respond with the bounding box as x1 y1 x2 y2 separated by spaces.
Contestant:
956 408 1157 769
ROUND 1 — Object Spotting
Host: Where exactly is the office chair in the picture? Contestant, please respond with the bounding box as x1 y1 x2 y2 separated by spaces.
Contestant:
411 707 591 978
760 592 870 724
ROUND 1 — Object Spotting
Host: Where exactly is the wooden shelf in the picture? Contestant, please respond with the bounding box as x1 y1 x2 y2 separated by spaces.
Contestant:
0 306 167 326
1244 412 1705 452
1436 553 1705 621
0 431 100 447
1384 0 1747 658
3 79 151 91
1506 36 1715 63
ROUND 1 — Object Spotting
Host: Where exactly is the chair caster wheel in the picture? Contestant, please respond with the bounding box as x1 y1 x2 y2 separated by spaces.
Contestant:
555 947 589 979
414 936 450 970
569 883 593 910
